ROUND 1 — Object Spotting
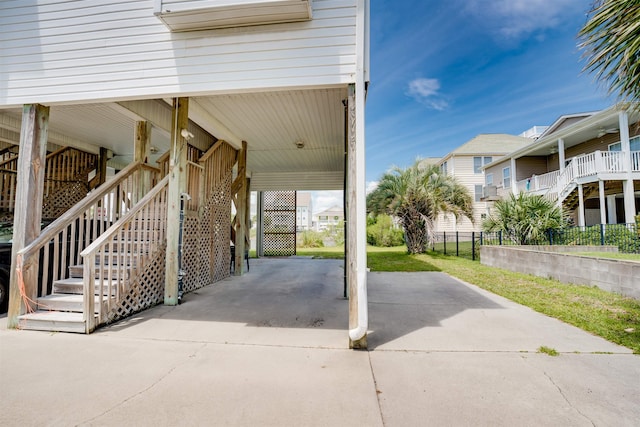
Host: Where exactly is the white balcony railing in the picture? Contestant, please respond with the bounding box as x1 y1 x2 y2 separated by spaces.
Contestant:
516 150 639 203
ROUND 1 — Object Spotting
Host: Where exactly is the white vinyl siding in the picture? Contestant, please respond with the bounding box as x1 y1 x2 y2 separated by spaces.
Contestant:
0 0 359 106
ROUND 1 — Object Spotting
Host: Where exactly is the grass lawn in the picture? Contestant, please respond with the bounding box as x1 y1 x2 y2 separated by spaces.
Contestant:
297 244 640 353
571 252 640 262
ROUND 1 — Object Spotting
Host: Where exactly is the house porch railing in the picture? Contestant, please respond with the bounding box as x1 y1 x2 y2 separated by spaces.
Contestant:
516 150 640 200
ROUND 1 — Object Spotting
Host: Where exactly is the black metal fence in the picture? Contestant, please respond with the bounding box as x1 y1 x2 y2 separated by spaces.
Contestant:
431 223 640 260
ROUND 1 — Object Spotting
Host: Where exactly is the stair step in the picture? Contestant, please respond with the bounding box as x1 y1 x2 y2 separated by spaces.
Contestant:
17 311 92 333
69 264 135 278
53 278 119 296
37 294 107 313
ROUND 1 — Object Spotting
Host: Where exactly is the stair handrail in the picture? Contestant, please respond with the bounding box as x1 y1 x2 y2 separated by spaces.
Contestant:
545 157 576 202
16 161 160 273
80 175 169 330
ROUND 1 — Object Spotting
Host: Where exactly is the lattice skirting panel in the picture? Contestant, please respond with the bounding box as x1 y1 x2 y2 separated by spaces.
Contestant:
182 170 232 293
263 190 296 256
42 180 90 220
106 243 166 324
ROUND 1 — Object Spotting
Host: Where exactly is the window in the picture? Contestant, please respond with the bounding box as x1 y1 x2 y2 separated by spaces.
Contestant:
503 167 511 188
485 173 493 186
333 216 339 221
609 136 640 152
473 156 493 174
319 216 328 220
441 161 448 175
475 184 483 202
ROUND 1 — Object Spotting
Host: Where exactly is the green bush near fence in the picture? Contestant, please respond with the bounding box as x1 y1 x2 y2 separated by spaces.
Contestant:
367 214 404 247
297 230 325 248
551 224 640 253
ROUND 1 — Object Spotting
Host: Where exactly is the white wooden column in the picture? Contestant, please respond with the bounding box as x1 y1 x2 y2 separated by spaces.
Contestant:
577 183 586 227
510 158 517 194
618 110 637 223
598 180 606 225
607 195 617 224
165 98 189 305
558 138 565 174
7 104 49 328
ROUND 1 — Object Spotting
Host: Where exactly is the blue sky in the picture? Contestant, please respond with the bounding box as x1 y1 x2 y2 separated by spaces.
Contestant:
365 0 614 184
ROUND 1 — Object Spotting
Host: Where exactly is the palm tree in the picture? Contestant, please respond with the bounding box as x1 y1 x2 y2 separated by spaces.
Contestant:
579 1 640 104
367 161 473 254
482 193 566 245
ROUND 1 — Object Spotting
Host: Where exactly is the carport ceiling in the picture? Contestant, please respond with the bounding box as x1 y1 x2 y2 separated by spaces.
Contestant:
194 88 347 174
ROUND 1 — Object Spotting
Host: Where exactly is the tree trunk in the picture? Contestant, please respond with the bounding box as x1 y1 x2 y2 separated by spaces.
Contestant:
403 214 428 254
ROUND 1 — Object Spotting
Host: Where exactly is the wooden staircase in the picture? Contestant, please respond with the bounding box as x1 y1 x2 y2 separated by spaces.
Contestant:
18 249 140 332
14 162 165 333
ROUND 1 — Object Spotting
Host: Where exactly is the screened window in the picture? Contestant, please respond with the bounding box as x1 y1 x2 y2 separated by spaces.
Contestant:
475 184 483 202
503 167 511 188
485 173 493 186
609 136 640 151
474 156 493 173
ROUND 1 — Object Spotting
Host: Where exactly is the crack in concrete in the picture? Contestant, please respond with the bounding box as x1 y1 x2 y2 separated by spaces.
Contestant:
530 361 596 427
367 351 387 427
76 343 208 426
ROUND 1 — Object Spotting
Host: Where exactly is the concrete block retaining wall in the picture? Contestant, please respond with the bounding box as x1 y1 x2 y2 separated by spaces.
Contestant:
481 246 640 300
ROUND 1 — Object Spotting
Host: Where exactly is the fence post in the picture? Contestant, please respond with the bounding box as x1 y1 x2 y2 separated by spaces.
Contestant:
600 223 605 246
499 230 502 246
480 231 483 246
443 231 447 255
547 229 553 245
472 231 476 261
456 231 459 256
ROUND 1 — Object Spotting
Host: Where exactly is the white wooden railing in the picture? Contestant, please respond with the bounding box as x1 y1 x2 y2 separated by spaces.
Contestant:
80 175 169 331
518 150 640 202
16 162 160 315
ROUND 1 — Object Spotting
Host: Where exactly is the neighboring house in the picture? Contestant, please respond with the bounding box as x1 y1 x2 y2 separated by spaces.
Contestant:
429 134 534 232
296 192 313 231
0 0 371 347
313 206 344 232
484 104 639 227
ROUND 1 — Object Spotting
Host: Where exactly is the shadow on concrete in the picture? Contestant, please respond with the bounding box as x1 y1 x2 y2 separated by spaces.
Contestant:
366 272 503 349
104 258 503 348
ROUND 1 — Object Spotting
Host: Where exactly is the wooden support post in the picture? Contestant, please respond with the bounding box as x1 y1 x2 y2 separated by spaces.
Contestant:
165 98 188 305
7 104 49 328
245 178 251 250
98 147 108 186
234 141 247 276
134 121 151 164
135 121 151 196
347 83 367 349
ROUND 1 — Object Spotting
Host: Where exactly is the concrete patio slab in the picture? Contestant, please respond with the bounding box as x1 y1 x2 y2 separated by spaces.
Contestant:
1 258 638 426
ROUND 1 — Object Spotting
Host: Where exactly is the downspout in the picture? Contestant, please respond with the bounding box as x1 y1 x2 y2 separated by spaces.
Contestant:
348 0 369 344
348 270 368 341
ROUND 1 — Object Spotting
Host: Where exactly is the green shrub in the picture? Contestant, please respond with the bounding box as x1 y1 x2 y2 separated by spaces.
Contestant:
298 230 325 248
367 214 404 247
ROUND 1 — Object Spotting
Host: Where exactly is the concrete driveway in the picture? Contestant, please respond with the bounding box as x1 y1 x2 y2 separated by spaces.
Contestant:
1 258 638 426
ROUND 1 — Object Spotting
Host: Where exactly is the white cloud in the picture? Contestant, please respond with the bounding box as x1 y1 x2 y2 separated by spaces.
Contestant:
464 0 581 40
366 181 379 194
407 78 449 111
